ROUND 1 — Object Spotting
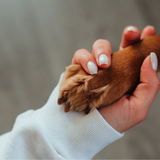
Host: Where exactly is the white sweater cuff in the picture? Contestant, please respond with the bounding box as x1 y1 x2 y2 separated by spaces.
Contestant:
33 74 124 159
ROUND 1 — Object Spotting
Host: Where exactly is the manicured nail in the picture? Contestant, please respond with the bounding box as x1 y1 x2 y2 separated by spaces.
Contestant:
99 54 108 65
150 52 158 71
87 61 97 74
126 26 137 33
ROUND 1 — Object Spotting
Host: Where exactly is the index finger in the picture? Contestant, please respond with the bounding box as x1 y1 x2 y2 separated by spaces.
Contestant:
72 49 98 75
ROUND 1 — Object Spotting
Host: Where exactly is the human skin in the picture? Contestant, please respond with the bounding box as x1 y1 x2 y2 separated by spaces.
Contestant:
72 25 160 133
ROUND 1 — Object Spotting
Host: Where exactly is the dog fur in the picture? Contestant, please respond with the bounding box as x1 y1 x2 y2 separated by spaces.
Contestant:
58 35 160 113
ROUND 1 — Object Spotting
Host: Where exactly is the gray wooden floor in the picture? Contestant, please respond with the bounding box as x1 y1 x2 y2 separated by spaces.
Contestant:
0 0 160 159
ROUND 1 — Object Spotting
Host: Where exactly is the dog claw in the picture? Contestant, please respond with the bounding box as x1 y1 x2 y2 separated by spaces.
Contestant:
57 98 62 105
64 102 71 112
85 106 91 114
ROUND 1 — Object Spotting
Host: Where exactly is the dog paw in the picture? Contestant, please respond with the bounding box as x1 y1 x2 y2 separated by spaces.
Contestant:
57 64 114 113
57 64 91 112
58 60 140 113
57 35 160 113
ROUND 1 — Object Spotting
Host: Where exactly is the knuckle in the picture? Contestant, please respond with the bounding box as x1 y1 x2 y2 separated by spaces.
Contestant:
74 49 92 64
75 49 88 55
93 39 110 47
74 49 89 60
73 49 89 64
94 39 104 44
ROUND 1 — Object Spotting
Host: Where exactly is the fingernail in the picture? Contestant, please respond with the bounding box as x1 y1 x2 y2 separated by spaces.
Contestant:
99 54 108 65
150 52 158 71
126 26 137 33
87 61 97 74
119 46 124 51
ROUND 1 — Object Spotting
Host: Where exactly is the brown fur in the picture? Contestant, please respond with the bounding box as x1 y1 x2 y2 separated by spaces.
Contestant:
58 35 160 113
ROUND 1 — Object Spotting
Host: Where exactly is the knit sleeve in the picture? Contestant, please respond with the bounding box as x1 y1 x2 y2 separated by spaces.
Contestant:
0 74 124 159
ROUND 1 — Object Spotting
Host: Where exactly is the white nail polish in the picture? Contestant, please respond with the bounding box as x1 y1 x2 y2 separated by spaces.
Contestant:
126 26 137 32
87 61 97 74
99 54 108 65
150 52 158 71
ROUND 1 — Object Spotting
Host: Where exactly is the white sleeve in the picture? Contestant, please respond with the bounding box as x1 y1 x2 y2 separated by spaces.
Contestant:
0 74 124 159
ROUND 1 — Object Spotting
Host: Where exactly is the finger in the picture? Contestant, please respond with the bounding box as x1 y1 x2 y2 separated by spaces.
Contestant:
99 53 159 133
72 49 98 74
119 26 141 50
141 25 156 39
92 39 112 68
130 53 160 112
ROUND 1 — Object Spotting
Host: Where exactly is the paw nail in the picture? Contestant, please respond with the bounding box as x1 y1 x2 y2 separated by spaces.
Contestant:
126 26 137 33
87 61 97 74
150 52 158 71
64 102 71 112
99 54 108 65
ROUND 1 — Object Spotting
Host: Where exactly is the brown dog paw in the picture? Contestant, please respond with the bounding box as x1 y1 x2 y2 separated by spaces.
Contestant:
58 35 160 113
57 64 119 113
57 64 91 112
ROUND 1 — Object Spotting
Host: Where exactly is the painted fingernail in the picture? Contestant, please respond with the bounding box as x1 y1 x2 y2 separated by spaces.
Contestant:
87 61 97 74
150 52 158 71
126 26 137 33
99 54 108 65
119 46 124 50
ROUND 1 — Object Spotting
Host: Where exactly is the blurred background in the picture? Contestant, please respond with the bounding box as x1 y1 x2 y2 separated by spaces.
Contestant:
0 0 160 159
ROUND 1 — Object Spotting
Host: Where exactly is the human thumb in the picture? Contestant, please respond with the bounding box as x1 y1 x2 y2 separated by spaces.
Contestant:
133 52 160 107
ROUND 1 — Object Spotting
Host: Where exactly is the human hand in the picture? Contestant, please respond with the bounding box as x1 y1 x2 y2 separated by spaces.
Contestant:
72 25 160 133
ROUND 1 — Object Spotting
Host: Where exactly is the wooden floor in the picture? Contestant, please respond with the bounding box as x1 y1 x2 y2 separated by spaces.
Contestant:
0 0 160 159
